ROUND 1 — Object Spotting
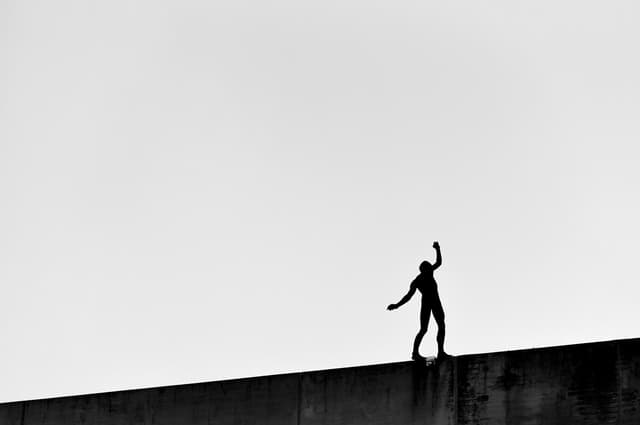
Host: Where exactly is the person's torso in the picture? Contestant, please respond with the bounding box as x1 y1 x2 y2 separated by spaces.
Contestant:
414 272 438 295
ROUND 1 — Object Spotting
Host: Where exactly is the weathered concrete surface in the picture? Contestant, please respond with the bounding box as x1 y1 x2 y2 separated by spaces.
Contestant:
1 338 639 424
299 360 456 425
456 339 636 424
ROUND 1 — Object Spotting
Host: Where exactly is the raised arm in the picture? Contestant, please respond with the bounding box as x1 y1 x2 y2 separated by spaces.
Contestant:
432 241 442 270
387 282 417 311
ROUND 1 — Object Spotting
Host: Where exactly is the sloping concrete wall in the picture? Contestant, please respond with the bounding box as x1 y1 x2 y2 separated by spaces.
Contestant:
456 338 640 424
1 338 639 424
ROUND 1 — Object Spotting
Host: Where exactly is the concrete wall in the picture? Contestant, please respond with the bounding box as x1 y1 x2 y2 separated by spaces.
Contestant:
456 338 640 424
1 338 639 425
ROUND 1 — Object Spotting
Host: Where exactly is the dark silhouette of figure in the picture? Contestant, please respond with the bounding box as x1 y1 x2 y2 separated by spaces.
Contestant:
387 241 449 361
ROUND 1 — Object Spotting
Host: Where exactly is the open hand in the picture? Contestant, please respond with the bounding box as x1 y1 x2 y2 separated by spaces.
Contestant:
387 304 397 311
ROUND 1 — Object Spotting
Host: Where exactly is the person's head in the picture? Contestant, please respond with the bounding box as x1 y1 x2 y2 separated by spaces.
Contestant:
419 261 432 273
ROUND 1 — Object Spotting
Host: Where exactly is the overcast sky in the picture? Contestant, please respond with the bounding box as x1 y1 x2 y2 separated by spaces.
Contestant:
2 0 640 403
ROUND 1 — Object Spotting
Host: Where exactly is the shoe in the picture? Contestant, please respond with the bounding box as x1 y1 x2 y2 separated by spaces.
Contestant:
412 352 426 361
437 352 451 360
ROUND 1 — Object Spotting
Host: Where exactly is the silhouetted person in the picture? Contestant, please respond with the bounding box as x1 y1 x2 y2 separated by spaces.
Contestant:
387 241 449 361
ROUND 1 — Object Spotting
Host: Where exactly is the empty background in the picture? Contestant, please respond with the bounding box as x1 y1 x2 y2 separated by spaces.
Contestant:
2 0 640 402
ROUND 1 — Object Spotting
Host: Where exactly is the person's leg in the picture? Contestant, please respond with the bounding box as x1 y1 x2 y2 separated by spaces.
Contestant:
412 304 431 360
432 296 447 358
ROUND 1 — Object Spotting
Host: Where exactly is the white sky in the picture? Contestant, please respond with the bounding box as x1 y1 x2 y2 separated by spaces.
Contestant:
2 0 640 403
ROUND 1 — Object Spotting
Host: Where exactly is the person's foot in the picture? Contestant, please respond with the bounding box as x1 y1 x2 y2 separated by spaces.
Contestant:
412 352 426 361
437 351 451 360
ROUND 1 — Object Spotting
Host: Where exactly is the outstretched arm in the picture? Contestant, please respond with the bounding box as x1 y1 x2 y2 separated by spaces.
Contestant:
432 241 442 270
387 284 417 311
